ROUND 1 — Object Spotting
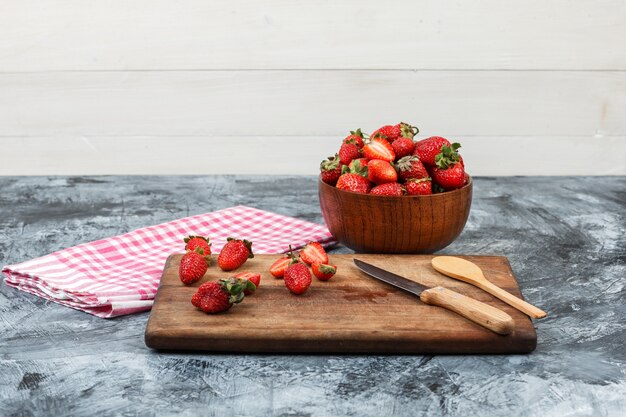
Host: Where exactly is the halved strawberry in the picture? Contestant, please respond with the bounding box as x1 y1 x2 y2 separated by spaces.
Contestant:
363 137 395 162
269 257 292 278
299 241 329 265
312 263 337 281
234 272 261 295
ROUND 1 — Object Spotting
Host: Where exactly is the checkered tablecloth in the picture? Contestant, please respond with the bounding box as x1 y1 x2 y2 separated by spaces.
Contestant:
2 206 336 318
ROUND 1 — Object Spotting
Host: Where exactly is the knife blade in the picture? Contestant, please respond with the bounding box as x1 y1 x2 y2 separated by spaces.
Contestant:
353 259 515 335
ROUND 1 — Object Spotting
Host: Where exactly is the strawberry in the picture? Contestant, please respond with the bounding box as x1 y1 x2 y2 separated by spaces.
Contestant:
371 123 418 141
395 155 429 182
320 154 342 186
432 162 466 190
348 158 369 175
363 137 395 162
269 257 293 278
218 237 253 271
234 272 261 295
370 182 405 196
299 241 329 265
338 142 361 165
371 125 401 142
429 142 465 190
191 278 256 313
343 128 365 149
434 143 462 169
270 246 302 278
336 173 371 194
179 248 210 285
367 159 398 185
414 136 452 166
405 177 433 195
312 263 337 281
184 235 212 254
284 262 312 295
391 137 415 159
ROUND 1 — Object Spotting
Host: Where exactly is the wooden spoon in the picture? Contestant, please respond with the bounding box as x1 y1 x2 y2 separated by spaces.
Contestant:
431 256 547 319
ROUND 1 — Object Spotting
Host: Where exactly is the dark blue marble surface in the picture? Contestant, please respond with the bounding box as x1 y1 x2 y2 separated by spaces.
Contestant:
1 176 624 416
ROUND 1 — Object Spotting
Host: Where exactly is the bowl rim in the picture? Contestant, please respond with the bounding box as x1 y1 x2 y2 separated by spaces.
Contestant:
318 175 472 198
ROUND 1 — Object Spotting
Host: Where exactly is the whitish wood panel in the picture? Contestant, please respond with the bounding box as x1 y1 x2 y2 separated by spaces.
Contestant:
1 0 625 71
1 71 624 137
3 136 624 175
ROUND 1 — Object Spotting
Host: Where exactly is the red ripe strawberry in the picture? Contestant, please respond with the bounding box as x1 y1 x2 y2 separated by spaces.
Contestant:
299 241 329 265
269 257 293 278
371 124 401 142
414 136 452 166
343 128 365 149
218 237 253 271
191 278 255 313
395 155 429 182
363 137 395 162
284 262 312 295
405 177 433 195
432 162 465 190
312 263 337 281
367 159 398 185
391 137 415 159
434 142 462 169
338 142 361 165
179 248 210 285
370 182 405 196
234 272 261 295
371 123 418 141
348 158 369 174
336 173 371 194
184 235 212 254
320 154 342 186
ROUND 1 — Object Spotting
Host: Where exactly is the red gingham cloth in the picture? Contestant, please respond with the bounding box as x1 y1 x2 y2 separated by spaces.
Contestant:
2 206 336 318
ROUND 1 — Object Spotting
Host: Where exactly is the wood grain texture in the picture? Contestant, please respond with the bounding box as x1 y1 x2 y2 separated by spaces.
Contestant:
1 0 624 71
145 254 537 354
2 135 625 175
1 71 624 137
319 179 472 253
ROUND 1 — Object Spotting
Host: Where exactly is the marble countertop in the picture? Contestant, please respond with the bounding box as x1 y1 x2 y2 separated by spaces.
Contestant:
1 176 624 416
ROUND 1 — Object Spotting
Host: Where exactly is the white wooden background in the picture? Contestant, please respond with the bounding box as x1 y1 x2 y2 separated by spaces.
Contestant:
1 0 625 175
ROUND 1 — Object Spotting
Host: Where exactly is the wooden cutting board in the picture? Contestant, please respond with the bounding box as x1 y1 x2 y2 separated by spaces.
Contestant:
145 254 537 354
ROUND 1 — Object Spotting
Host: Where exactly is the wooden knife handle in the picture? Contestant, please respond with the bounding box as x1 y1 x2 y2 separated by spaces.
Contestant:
420 286 515 335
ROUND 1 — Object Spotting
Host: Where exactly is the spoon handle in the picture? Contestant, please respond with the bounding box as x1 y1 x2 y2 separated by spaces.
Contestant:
476 280 547 319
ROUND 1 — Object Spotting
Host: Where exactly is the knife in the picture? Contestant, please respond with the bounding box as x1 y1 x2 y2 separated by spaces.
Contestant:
353 259 515 335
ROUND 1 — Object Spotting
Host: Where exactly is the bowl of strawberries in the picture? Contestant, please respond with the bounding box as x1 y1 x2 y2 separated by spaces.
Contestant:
318 122 472 253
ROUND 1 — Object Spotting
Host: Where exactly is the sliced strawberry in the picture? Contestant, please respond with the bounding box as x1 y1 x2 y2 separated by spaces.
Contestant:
299 241 329 265
312 263 337 281
234 272 261 295
269 257 292 278
363 137 395 162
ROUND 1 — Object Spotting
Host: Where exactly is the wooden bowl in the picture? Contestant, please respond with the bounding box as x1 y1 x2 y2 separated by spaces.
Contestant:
319 177 472 253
